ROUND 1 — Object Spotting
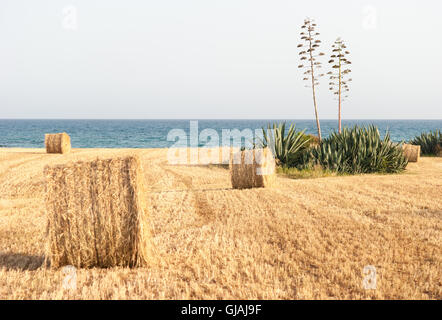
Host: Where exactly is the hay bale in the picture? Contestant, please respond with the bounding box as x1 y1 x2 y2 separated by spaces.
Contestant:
230 148 276 189
307 134 320 146
45 133 71 154
403 144 420 162
436 144 442 157
44 155 152 268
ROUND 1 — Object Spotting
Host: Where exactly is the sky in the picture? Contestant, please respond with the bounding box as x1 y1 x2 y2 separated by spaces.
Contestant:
0 0 441 119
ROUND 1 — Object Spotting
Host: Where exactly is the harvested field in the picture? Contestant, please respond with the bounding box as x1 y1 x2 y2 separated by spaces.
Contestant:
0 148 441 299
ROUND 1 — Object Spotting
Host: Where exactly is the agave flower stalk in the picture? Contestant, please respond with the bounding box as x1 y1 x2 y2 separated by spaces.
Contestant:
298 18 325 141
327 37 352 133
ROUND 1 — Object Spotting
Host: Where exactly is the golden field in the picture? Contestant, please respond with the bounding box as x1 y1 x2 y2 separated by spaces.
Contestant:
0 148 440 299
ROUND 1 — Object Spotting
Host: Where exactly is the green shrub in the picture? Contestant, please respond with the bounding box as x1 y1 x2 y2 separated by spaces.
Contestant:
258 122 313 167
277 165 336 179
301 125 408 174
410 130 441 155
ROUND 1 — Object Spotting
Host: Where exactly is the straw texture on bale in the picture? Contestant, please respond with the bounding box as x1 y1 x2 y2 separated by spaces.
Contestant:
436 144 442 157
307 134 320 146
230 148 276 189
45 133 71 154
403 143 420 162
44 155 152 268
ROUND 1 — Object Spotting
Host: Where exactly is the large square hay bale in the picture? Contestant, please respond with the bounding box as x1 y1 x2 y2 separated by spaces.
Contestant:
403 144 420 162
230 148 276 189
45 133 71 154
44 155 152 268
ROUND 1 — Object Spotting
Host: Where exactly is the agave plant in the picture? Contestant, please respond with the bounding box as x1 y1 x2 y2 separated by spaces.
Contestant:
410 130 441 155
302 125 408 174
258 122 312 167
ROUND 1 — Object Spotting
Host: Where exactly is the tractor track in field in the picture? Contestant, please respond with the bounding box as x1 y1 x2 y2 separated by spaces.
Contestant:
0 155 51 182
158 162 215 221
0 150 105 196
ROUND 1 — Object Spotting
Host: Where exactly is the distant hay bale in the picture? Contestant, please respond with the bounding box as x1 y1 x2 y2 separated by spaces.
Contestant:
44 155 152 268
403 144 420 162
436 144 442 157
230 148 276 189
45 133 71 154
307 134 320 146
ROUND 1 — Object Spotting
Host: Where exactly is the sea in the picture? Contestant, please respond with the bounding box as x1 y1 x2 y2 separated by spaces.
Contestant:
0 119 440 149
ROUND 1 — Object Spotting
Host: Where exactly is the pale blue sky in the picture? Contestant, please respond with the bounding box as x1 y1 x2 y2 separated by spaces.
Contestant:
0 0 441 119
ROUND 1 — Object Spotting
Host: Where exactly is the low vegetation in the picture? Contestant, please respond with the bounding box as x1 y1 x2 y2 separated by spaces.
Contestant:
301 126 408 174
265 124 408 175
258 122 313 167
277 165 336 179
410 130 441 156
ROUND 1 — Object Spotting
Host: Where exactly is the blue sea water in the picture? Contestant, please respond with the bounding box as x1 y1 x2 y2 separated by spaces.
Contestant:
0 119 440 148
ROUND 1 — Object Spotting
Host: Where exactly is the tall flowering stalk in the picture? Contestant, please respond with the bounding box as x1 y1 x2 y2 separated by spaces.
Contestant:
297 18 325 141
328 37 352 133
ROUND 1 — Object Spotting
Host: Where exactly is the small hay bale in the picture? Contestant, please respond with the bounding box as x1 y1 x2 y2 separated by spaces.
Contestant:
403 144 420 162
230 148 276 189
307 134 320 146
436 144 442 157
45 133 71 154
44 155 152 268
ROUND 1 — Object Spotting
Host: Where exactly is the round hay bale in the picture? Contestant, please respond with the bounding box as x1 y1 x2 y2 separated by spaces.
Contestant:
402 143 420 162
229 148 276 189
45 133 71 154
306 134 320 147
436 144 442 157
44 155 153 268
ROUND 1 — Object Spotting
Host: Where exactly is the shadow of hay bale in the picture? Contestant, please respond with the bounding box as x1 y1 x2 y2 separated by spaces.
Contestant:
0 252 45 271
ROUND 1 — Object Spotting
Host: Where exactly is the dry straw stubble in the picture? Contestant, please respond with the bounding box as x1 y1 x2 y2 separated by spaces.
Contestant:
230 148 276 189
44 155 153 268
45 133 71 154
